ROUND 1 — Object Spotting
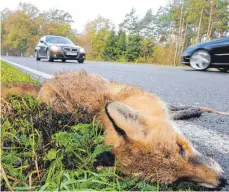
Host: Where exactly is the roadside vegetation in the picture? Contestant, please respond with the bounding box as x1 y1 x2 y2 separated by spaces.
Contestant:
1 62 206 191
1 61 38 84
1 0 229 65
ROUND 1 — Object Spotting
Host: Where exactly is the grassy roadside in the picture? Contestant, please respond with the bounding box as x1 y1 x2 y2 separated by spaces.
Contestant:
1 61 201 191
0 61 160 191
1 61 39 84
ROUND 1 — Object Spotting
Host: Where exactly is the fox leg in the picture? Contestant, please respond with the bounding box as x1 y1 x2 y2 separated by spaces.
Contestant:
1 82 41 99
1 83 41 116
93 151 115 171
169 104 229 120
169 105 193 111
169 105 203 120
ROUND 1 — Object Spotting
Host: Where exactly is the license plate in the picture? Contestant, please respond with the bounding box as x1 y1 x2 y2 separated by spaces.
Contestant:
66 52 77 56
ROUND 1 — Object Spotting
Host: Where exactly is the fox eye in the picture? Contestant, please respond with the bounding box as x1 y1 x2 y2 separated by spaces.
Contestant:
178 144 185 158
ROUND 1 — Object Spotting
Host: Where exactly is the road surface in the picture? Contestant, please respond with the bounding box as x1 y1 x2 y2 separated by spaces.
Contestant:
1 56 229 189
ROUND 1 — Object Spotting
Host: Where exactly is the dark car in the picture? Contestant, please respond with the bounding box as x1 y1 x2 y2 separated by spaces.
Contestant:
35 35 86 63
182 37 229 72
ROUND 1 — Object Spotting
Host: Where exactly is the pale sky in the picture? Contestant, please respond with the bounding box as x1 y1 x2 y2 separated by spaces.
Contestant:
1 0 169 32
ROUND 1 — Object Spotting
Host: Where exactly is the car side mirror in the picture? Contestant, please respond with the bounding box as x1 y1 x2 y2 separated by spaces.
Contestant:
40 40 44 44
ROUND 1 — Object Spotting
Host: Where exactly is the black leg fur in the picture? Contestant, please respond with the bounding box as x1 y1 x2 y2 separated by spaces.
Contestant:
169 105 204 120
93 151 115 168
169 105 193 111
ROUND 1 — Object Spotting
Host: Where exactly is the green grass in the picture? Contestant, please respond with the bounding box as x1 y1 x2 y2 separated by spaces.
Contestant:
1 61 203 191
1 61 39 84
1 97 161 191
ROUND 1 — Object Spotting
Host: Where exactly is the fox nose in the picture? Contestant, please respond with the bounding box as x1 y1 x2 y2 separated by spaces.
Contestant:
218 173 227 188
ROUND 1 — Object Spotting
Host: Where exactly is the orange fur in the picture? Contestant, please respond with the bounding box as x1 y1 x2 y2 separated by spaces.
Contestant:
1 82 41 99
1 71 224 188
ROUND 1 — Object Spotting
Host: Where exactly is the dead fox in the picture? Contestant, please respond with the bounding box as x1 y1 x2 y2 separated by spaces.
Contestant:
1 71 226 188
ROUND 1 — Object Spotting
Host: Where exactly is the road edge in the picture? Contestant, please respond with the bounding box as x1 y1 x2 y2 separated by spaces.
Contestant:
1 58 53 79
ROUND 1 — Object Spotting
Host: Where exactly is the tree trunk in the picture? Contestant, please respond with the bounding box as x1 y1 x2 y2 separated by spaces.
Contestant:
169 27 175 63
207 0 214 40
174 1 184 65
196 7 204 43
180 22 188 56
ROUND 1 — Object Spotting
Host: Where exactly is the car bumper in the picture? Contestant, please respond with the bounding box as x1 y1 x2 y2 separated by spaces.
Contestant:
181 56 191 65
181 51 193 65
50 50 86 60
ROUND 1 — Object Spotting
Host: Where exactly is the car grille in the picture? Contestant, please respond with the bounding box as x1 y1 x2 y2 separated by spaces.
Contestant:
63 47 78 52
63 47 70 52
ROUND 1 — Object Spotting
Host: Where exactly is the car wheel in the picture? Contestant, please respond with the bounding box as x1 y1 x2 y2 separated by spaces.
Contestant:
35 51 40 61
190 50 211 71
62 59 66 62
78 59 84 63
47 49 54 62
218 68 229 73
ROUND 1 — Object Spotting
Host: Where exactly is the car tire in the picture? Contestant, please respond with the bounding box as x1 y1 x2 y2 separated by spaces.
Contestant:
47 49 54 62
62 59 66 62
190 50 211 71
35 51 40 61
218 68 229 73
78 59 84 63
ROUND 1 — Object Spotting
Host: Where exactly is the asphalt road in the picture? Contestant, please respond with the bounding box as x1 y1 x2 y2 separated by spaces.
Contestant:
2 56 229 190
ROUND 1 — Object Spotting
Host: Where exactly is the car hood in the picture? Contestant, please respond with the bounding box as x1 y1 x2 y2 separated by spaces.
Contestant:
47 43 80 49
184 37 229 53
195 37 228 47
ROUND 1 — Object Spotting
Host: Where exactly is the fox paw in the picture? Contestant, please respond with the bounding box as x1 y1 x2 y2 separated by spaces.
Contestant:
93 151 115 170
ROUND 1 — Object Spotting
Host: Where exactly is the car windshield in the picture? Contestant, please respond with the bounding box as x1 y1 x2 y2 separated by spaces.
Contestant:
46 36 74 44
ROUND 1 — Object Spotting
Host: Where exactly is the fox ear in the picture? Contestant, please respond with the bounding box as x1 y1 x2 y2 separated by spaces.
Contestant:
105 102 146 141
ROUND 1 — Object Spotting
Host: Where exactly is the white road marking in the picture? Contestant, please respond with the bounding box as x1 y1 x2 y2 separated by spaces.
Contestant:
1 58 53 79
177 121 229 155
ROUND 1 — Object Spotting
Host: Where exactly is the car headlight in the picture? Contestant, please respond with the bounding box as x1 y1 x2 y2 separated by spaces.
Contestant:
50 46 61 52
79 47 85 53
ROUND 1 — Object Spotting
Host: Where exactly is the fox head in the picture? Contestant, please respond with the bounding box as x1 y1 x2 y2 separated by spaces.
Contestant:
103 101 226 189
